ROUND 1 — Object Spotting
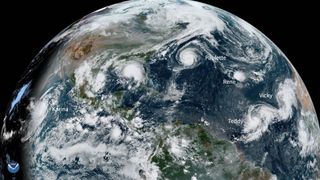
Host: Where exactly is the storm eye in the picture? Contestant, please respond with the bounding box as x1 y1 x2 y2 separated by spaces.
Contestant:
178 48 197 66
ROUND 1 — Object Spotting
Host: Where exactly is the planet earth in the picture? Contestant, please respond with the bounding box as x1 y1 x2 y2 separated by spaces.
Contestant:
1 0 319 179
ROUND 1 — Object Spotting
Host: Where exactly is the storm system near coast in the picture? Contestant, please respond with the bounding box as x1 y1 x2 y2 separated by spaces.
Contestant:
1 0 319 179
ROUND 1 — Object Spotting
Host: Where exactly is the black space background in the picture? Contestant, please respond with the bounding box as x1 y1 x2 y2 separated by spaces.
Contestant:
0 0 319 125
